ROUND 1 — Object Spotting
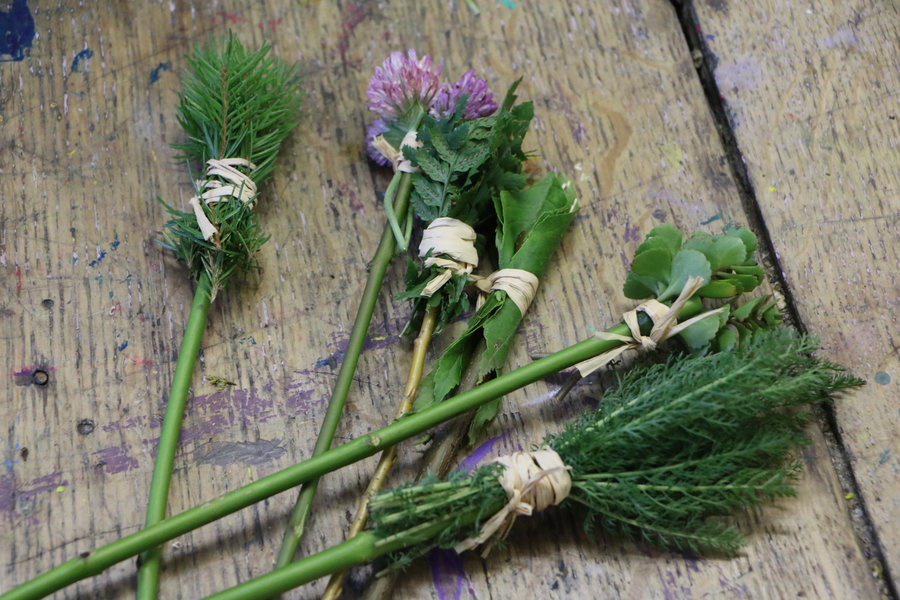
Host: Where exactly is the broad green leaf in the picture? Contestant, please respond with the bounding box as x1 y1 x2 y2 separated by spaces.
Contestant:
642 224 682 254
623 272 656 299
697 280 739 298
678 309 728 349
727 227 758 257
630 248 673 289
658 249 711 301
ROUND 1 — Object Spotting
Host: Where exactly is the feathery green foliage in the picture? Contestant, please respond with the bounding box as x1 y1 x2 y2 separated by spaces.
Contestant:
368 329 863 564
398 82 533 334
159 33 302 296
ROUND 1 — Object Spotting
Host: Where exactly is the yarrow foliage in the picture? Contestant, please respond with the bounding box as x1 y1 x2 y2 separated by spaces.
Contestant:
367 50 441 120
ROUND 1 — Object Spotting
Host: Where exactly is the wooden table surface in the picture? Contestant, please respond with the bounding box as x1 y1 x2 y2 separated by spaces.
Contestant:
2 1 897 598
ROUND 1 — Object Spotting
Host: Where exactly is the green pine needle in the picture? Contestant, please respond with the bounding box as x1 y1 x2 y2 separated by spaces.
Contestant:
160 32 302 296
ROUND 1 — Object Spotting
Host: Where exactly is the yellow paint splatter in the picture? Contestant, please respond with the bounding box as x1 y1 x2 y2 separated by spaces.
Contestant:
662 143 684 166
845 493 855 500
68 149 78 157
768 186 777 192
370 335 386 341
55 486 66 493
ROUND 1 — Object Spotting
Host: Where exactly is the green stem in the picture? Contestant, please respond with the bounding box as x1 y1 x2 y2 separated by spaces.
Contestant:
136 272 212 600
273 172 414 570
2 299 700 600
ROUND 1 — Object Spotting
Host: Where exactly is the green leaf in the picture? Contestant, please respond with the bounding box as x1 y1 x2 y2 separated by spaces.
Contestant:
658 249 711 301
678 307 729 350
697 280 739 298
727 227 758 257
623 272 656 300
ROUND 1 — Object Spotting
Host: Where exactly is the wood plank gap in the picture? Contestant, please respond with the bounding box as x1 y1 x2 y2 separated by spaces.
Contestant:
670 1 897 598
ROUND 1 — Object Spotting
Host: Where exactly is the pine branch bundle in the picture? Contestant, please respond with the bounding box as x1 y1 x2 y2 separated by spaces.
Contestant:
160 33 302 296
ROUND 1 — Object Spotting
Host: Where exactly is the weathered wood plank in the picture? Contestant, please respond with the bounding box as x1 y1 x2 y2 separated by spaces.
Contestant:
0 0 881 598
693 0 899 591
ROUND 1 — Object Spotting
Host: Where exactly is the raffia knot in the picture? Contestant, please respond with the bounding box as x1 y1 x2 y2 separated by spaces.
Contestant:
574 276 725 377
188 158 258 242
455 447 571 557
372 130 422 173
472 268 540 315
419 217 479 297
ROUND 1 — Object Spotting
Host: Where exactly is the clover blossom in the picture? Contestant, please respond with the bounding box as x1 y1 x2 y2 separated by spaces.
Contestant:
431 69 498 120
367 50 441 121
365 119 392 167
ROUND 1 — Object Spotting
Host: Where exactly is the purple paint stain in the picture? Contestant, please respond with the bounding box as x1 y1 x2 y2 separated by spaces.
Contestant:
623 222 641 243
71 47 93 72
429 548 465 600
458 431 509 472
0 0 35 62
314 333 401 369
148 61 171 84
1 471 67 519
92 446 138 474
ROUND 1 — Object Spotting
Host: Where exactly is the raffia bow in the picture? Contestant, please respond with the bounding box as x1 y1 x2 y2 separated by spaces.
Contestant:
188 158 258 242
372 130 422 173
455 447 572 557
574 276 725 377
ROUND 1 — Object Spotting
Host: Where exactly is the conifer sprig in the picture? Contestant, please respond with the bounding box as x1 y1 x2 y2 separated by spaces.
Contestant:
141 33 301 600
160 33 302 296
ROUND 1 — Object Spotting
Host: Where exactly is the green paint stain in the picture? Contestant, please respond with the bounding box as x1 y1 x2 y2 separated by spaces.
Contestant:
874 371 891 385
879 449 891 465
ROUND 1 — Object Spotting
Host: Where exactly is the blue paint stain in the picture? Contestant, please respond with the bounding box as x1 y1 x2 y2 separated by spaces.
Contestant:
879 449 891 465
117 340 128 351
148 62 171 84
71 47 93 72
2 458 13 475
110 235 121 250
705 34 716 40
88 250 107 267
498 0 517 8
874 371 891 385
700 214 722 225
0 0 35 62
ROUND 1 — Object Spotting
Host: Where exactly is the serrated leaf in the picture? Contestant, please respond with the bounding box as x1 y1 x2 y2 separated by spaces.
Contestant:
716 326 740 352
452 143 491 173
415 151 451 182
731 296 765 320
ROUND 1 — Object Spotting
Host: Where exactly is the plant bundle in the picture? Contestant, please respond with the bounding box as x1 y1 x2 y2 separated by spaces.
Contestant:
323 174 578 597
140 33 301 600
2 224 812 600
197 328 863 599
275 52 539 571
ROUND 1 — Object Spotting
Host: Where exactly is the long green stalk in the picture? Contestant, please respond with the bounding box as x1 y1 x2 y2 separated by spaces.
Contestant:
273 172 413 569
2 302 698 600
137 272 212 600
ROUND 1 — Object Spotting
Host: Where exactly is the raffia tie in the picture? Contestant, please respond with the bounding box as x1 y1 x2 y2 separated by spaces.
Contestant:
472 269 539 315
574 276 726 377
455 447 571 557
419 217 479 296
188 158 258 241
372 130 422 173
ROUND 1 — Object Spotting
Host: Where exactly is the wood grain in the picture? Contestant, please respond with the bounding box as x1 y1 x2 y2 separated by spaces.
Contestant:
693 0 899 592
0 0 882 598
